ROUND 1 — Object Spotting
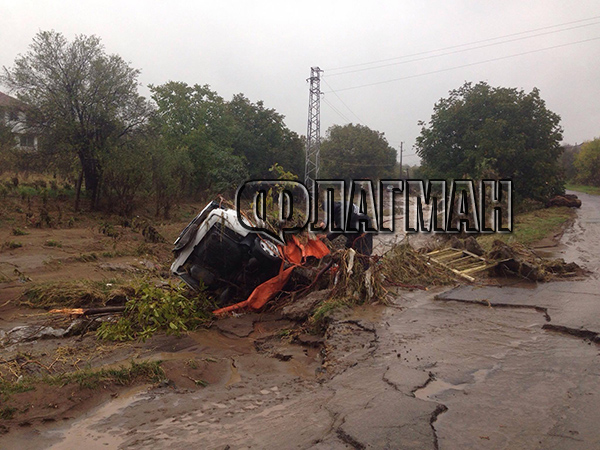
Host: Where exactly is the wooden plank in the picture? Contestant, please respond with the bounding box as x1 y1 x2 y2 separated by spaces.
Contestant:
425 246 493 281
425 248 458 256
460 264 495 275
435 252 467 262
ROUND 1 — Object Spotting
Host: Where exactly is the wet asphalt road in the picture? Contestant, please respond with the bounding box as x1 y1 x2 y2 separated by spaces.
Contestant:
5 191 600 450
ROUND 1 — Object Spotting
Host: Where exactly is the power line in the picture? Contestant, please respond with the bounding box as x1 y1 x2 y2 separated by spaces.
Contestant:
328 15 600 72
327 21 600 77
324 36 600 93
322 96 352 123
322 78 365 124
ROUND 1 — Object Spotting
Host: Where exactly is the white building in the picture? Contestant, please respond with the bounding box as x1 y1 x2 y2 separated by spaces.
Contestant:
0 91 39 150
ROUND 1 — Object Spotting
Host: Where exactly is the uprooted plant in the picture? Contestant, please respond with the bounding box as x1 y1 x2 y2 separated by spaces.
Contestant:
96 280 215 342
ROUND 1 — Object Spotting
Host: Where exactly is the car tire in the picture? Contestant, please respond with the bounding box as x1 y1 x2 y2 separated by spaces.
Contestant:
252 237 281 263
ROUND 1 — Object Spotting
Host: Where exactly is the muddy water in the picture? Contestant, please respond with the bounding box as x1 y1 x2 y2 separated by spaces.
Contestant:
420 191 600 449
48 385 153 449
2 317 323 449
549 191 600 272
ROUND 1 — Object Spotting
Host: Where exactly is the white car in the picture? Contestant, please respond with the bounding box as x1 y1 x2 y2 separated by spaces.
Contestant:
171 201 282 304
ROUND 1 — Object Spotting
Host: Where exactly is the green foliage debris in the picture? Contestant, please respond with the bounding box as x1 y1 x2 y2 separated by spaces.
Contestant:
97 280 214 341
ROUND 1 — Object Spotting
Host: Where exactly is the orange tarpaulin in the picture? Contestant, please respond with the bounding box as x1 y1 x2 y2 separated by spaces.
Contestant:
212 265 295 315
212 235 330 316
281 235 329 264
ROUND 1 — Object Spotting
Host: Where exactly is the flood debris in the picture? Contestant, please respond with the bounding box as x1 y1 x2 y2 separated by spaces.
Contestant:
381 243 457 287
425 247 492 282
167 198 462 322
20 280 133 309
49 306 127 316
487 240 586 281
546 193 581 208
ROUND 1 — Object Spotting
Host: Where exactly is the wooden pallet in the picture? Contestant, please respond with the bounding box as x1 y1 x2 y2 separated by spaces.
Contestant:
425 247 494 282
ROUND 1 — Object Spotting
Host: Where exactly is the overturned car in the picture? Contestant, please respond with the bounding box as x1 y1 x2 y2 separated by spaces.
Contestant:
171 199 374 310
170 201 284 304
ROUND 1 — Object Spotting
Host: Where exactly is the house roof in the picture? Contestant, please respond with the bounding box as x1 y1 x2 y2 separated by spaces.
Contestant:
0 91 20 107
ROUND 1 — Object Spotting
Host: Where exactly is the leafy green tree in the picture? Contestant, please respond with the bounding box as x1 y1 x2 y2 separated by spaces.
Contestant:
574 138 600 187
102 132 152 216
0 121 16 174
320 123 397 181
150 81 248 195
416 82 564 202
559 144 582 182
149 143 193 218
228 94 304 178
150 83 303 195
2 31 152 208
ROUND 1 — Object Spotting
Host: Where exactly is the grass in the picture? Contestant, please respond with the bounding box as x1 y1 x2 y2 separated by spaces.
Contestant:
0 407 17 420
0 361 165 411
565 183 600 196
44 239 62 248
310 298 348 329
477 206 575 250
20 279 127 309
0 379 35 398
3 240 23 249
47 360 165 389
11 227 29 236
74 252 99 262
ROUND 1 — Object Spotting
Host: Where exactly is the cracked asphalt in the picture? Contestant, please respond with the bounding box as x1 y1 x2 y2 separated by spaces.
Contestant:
11 191 600 450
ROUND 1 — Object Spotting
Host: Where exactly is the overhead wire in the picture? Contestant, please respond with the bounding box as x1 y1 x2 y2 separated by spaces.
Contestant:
322 96 352 123
327 15 600 73
322 78 365 124
318 15 599 158
324 36 600 93
327 21 600 77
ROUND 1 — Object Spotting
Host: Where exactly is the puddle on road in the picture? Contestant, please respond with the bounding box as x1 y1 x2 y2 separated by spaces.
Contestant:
48 384 152 450
415 379 469 400
188 328 256 354
414 367 497 401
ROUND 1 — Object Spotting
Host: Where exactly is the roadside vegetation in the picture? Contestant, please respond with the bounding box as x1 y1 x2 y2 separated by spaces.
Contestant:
565 184 600 196
561 138 600 194
477 206 575 251
0 359 165 422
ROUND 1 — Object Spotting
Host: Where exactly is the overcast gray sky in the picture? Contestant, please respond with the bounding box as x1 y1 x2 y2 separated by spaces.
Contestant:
2 1 599 165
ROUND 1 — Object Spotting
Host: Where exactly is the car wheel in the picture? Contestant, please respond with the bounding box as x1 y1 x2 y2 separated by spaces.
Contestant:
252 237 281 263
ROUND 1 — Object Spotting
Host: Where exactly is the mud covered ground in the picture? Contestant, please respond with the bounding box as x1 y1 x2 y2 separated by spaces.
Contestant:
1 193 599 449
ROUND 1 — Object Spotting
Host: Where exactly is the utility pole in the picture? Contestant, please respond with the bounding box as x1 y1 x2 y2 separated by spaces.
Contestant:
399 141 403 179
304 67 323 187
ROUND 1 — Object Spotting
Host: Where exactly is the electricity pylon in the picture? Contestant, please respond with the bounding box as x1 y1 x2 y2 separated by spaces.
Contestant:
304 67 323 187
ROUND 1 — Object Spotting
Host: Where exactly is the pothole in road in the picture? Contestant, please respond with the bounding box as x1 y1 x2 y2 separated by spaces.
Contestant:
414 379 468 400
414 366 497 401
